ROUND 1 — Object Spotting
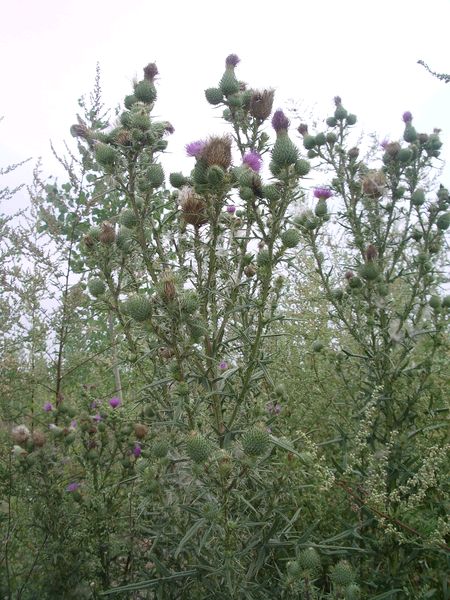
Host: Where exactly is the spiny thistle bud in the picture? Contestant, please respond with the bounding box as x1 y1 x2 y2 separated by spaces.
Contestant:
180 290 199 314
281 228 301 248
170 172 188 189
124 295 152 322
334 96 348 120
114 128 132 146
303 134 316 150
256 249 271 267
207 165 226 186
11 425 31 445
442 295 450 308
186 432 211 463
346 113 357 126
345 583 361 600
298 547 321 574
429 295 442 309
88 278 106 298
361 171 385 199
143 62 158 81
134 423 148 439
348 275 363 289
99 221 116 244
348 147 359 160
242 426 270 457
134 80 157 104
95 143 117 168
295 159 311 177
330 560 355 587
120 208 138 229
262 184 281 202
411 188 426 207
219 54 240 97
202 136 232 169
312 341 324 352
315 132 326 146
365 244 378 261
315 200 328 218
359 262 379 281
205 87 224 105
152 439 169 458
116 227 133 253
147 163 165 188
437 212 450 230
180 187 208 228
271 110 298 168
124 94 137 109
249 89 275 121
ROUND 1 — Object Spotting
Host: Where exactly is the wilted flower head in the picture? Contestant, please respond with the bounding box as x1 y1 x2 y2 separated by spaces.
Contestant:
202 135 232 169
186 140 206 158
133 444 142 458
249 89 275 121
334 96 342 106
109 396 121 409
143 63 158 81
362 170 386 199
298 123 308 136
163 122 175 135
66 482 81 493
314 187 333 200
11 425 31 445
179 187 208 228
272 110 290 133
43 402 53 412
243 152 262 172
32 430 46 447
225 54 240 67
366 244 378 261
402 111 413 123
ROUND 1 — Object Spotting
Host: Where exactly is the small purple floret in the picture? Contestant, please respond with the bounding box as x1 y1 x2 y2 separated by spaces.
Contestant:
380 138 389 150
70 420 77 429
219 360 228 370
43 402 53 412
402 111 413 123
225 54 240 68
109 396 121 409
186 140 206 158
133 445 142 458
92 413 102 423
272 110 290 133
313 187 333 200
243 151 262 172
66 482 80 493
226 205 236 214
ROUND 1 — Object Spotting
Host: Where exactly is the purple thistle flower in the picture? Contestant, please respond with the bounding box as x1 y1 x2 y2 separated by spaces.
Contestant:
334 96 342 106
109 396 121 409
219 360 228 370
272 110 290 133
43 402 53 412
402 111 413 123
313 187 333 200
133 444 142 458
70 420 77 430
266 402 282 415
66 482 80 493
92 413 102 423
380 138 389 150
243 151 262 172
226 205 236 214
225 54 240 68
186 140 206 158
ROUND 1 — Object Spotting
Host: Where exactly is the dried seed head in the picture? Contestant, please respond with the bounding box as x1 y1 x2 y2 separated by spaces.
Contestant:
99 222 116 244
161 270 176 302
362 170 386 199
249 89 275 121
365 244 378 261
202 135 232 169
159 347 175 359
179 187 208 228
32 430 46 447
134 423 148 439
11 425 31 445
143 63 159 81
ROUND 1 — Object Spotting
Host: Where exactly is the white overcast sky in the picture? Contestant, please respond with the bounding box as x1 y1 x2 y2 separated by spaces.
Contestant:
1 0 449 209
